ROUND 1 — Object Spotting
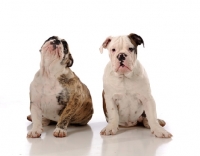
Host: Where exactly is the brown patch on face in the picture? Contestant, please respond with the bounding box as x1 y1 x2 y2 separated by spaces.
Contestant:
128 33 144 55
128 36 137 47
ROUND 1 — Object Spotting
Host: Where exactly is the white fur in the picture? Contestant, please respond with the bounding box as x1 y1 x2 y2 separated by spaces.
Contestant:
100 35 172 138
27 39 74 138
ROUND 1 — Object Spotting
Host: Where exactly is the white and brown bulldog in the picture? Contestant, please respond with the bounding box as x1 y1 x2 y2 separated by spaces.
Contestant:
99 33 172 138
27 36 93 138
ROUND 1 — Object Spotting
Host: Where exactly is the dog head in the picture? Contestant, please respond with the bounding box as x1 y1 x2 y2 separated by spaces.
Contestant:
40 36 73 68
100 33 144 75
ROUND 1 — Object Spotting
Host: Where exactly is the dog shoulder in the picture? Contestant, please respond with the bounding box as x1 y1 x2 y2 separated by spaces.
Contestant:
30 70 41 88
103 62 112 75
58 72 91 99
133 60 149 80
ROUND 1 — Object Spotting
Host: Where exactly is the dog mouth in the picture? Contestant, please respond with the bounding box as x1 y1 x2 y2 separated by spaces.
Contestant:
116 63 131 72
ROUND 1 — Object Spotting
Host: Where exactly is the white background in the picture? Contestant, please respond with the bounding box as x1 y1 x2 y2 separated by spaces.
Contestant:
0 0 200 155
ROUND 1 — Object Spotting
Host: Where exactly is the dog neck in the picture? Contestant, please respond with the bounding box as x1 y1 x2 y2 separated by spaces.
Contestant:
39 59 71 78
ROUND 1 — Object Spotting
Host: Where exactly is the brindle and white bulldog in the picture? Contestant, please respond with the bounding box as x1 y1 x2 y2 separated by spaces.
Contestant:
99 33 172 138
27 36 93 138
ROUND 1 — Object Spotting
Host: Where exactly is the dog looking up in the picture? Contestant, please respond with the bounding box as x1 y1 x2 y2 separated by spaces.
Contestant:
27 36 93 138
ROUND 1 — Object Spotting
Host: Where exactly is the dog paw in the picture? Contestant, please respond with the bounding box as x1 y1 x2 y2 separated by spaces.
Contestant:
100 124 119 135
27 127 43 138
151 126 172 138
53 128 67 137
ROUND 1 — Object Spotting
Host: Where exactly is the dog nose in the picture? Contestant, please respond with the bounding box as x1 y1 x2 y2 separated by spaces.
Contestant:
50 39 61 49
54 39 61 45
117 53 127 61
50 39 61 45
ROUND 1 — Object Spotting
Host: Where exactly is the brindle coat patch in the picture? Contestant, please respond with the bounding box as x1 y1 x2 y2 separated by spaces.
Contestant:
56 73 93 129
56 89 70 115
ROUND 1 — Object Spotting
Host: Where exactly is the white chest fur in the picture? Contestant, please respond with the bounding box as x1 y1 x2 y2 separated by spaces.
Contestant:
104 61 151 126
114 93 143 126
30 72 65 121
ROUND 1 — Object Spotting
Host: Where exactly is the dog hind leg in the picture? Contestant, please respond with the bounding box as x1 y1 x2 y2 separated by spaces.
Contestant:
142 117 166 129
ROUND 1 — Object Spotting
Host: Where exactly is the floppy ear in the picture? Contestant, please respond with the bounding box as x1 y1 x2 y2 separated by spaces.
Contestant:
66 53 74 67
61 39 69 54
60 39 73 67
99 36 112 53
128 33 144 47
61 52 74 67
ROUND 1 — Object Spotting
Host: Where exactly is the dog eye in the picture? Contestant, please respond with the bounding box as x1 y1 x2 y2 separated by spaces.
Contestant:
112 48 116 52
129 47 135 52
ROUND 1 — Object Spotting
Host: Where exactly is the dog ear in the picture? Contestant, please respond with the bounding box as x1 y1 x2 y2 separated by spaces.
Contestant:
60 39 73 67
99 36 112 53
128 33 144 47
60 52 74 68
66 53 74 67
61 39 69 54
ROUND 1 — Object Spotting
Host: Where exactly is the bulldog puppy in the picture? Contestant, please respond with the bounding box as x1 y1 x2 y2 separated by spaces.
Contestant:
99 33 172 138
27 36 93 138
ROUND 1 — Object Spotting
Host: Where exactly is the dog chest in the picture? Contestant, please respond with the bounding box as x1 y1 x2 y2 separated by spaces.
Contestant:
31 76 67 121
114 93 144 125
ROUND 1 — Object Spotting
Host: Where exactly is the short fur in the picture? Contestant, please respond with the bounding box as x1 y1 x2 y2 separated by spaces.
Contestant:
27 36 93 138
99 33 172 138
102 91 166 128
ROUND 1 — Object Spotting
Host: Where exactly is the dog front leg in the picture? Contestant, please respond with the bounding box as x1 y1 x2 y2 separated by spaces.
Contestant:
53 95 79 137
27 104 43 138
138 94 172 138
101 95 119 135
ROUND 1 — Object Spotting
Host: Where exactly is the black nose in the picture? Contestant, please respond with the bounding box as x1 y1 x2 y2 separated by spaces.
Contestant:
50 39 60 45
117 53 127 61
54 39 61 45
50 39 61 49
